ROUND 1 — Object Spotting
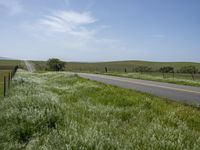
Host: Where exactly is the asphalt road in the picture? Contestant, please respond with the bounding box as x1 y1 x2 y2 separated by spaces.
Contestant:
78 73 200 105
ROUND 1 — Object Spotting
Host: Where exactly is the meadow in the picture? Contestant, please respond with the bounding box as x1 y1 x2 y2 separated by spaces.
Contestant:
29 60 200 86
0 70 200 150
105 72 200 87
30 60 200 72
0 60 20 97
0 60 21 69
0 70 12 97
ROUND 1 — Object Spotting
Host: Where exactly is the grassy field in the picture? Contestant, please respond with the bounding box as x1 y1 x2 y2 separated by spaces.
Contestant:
0 70 12 97
0 60 21 69
0 60 20 97
0 70 200 149
30 60 200 72
30 60 200 87
104 72 200 87
65 61 200 72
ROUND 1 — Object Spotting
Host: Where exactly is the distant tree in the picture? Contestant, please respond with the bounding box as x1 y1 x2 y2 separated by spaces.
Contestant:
47 58 65 71
179 66 198 80
125 68 127 73
159 66 174 78
135 66 152 73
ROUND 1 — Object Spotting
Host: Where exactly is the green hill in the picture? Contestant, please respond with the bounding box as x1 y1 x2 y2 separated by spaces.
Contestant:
65 61 200 72
0 60 21 70
1 60 200 73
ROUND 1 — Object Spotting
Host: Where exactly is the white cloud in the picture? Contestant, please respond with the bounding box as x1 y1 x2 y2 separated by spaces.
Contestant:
0 0 23 15
21 9 126 60
37 10 96 37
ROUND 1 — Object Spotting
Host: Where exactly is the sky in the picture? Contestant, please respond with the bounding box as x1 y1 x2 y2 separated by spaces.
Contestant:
0 0 199 62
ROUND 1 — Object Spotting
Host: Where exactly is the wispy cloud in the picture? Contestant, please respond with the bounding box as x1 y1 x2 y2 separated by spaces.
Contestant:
24 10 97 39
0 0 23 15
21 8 126 59
40 10 96 36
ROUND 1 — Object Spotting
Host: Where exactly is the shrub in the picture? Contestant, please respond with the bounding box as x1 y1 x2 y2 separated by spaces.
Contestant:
47 58 65 71
159 66 174 78
179 66 198 80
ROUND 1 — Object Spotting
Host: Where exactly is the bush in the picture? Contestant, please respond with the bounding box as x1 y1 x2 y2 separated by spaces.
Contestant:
179 66 198 80
159 66 174 78
47 58 65 71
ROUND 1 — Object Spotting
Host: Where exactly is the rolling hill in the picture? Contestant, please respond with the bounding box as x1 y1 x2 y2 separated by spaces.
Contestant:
30 60 200 72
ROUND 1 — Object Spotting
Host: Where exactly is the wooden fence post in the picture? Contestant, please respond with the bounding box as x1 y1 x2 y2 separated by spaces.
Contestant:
4 76 6 97
8 72 11 89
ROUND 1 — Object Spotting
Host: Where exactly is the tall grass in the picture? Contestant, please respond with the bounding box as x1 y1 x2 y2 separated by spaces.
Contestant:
0 70 200 149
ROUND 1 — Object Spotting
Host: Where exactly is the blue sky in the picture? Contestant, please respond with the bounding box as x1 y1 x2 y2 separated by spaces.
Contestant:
0 0 199 62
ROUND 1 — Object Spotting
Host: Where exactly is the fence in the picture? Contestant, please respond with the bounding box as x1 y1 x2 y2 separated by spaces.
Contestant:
0 66 18 97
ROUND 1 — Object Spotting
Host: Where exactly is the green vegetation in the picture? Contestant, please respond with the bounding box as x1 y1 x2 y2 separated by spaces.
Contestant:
0 60 21 69
159 66 174 78
1 70 200 149
2 59 200 86
135 65 152 73
65 61 200 72
0 70 12 97
47 58 65 71
105 72 200 87
179 66 198 80
0 60 20 97
30 60 200 72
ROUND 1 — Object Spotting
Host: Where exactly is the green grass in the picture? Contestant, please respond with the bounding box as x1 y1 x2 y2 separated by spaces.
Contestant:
104 72 200 87
0 60 23 96
0 60 21 69
1 70 200 149
31 60 200 86
30 60 200 72
65 60 200 72
0 70 12 97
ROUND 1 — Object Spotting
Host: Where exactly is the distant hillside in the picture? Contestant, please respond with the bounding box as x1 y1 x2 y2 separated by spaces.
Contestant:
0 57 18 60
66 61 200 72
0 59 21 70
0 57 9 60
31 60 200 72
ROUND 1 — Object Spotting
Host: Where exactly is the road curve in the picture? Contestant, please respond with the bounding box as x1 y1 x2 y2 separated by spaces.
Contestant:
78 73 200 105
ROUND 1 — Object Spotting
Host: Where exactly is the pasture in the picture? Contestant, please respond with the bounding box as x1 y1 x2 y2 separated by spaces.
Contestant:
28 60 200 87
0 70 200 149
0 60 20 97
65 61 200 72
0 60 21 69
30 60 200 72
0 70 12 97
105 72 200 87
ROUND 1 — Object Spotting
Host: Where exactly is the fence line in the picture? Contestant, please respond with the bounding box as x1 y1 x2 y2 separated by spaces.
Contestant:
1 65 18 97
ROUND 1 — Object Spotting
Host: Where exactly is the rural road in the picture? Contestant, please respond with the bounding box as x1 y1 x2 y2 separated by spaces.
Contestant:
24 60 35 72
78 73 200 105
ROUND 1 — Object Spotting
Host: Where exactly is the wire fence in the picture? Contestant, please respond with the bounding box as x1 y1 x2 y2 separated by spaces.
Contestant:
0 66 18 97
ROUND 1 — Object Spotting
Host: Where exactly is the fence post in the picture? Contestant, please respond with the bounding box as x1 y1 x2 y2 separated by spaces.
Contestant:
8 72 11 89
11 69 14 79
4 76 6 97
